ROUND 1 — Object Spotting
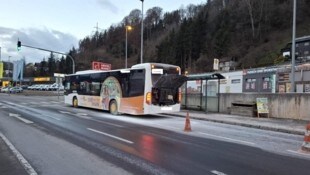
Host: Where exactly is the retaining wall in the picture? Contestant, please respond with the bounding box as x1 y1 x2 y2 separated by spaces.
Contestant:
219 93 310 121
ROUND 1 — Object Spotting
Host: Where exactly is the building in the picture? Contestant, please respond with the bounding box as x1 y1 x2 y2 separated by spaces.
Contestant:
277 63 310 93
218 71 243 93
281 35 310 63
219 57 238 72
242 67 277 93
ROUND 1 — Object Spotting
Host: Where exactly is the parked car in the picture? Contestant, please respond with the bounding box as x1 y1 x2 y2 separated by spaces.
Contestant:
27 85 35 90
0 87 10 93
21 85 28 89
9 87 23 93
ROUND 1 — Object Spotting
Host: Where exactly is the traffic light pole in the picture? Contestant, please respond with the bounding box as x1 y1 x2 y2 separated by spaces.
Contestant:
19 43 75 74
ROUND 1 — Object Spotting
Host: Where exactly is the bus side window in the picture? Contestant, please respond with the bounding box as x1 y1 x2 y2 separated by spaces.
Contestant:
128 70 145 97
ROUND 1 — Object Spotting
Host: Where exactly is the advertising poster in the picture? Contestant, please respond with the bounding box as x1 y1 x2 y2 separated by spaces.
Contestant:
256 98 269 114
0 62 3 79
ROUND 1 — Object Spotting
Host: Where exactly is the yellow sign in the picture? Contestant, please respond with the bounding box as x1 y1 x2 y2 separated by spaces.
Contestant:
0 62 3 79
256 98 269 114
34 77 50 82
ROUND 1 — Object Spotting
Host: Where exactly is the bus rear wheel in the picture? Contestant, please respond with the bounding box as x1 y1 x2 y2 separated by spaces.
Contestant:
73 97 78 107
109 100 118 115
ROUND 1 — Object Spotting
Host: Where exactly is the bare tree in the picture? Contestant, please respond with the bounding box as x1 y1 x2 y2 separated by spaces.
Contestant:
243 0 265 39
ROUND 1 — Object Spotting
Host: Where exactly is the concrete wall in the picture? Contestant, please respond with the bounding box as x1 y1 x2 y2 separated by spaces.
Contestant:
219 93 310 121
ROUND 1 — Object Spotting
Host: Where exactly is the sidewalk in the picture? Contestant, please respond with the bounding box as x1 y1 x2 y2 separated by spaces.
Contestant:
168 110 309 135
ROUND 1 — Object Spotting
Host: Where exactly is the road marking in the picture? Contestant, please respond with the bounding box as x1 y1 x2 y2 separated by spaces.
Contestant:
0 106 8 109
90 119 124 127
76 115 92 120
59 110 72 114
76 113 88 116
9 113 34 124
287 150 310 156
199 132 255 145
41 114 61 121
154 124 179 130
87 128 133 144
211 170 227 175
0 133 38 175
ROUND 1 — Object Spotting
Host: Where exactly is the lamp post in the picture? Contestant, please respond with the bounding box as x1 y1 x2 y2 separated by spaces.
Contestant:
140 0 144 64
8 56 11 84
125 25 132 68
290 0 296 92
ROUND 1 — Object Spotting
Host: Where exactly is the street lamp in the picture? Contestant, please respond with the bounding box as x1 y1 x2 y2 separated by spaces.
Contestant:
140 0 144 64
125 25 132 68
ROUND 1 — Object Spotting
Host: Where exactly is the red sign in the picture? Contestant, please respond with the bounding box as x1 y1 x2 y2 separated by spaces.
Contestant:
92 62 111 71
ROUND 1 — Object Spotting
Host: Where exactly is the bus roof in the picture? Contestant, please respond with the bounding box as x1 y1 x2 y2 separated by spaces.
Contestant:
67 63 179 76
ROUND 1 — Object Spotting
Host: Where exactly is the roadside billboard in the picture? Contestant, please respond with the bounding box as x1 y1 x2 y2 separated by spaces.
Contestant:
92 61 111 71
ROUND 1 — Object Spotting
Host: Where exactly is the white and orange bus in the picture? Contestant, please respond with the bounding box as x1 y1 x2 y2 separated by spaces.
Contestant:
63 63 187 115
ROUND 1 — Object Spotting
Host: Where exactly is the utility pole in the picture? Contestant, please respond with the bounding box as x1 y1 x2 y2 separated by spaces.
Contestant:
290 0 296 92
140 0 144 64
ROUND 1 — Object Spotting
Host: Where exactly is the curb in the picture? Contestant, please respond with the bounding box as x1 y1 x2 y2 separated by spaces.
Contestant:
166 113 305 136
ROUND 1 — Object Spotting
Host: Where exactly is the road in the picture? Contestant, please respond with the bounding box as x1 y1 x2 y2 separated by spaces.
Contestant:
0 93 309 175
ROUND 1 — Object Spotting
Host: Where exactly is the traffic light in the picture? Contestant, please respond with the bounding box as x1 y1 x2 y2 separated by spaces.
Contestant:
17 41 21 51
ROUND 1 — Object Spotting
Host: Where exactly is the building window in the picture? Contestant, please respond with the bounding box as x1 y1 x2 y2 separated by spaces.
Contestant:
231 79 241 84
251 79 256 89
305 42 309 46
304 51 309 55
245 78 256 90
263 77 270 90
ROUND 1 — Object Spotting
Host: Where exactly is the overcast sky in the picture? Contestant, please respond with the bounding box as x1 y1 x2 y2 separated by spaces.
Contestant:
0 0 206 64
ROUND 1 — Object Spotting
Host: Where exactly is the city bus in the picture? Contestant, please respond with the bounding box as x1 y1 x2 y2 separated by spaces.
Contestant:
63 63 187 115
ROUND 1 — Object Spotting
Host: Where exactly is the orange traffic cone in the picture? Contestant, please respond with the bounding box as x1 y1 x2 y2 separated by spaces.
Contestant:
184 112 192 132
301 123 310 152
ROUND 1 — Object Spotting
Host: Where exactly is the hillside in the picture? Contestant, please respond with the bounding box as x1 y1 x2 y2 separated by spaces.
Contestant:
68 0 310 74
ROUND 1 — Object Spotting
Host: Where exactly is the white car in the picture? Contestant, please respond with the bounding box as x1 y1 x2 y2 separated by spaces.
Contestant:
50 84 64 91
9 87 23 93
0 87 10 93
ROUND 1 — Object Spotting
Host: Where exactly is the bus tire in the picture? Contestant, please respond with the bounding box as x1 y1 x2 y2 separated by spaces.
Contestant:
73 97 78 107
109 100 118 115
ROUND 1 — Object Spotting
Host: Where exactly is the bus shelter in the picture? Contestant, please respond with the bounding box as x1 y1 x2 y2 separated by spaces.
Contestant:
181 73 225 112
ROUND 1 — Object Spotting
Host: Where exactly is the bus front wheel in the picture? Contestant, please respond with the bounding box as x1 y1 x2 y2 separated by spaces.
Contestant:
109 100 118 115
73 97 78 107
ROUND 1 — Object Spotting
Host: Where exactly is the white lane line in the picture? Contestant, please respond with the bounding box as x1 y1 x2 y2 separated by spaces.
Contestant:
9 113 34 124
90 119 123 128
0 133 38 175
154 124 179 130
87 128 133 144
199 132 255 145
59 110 73 114
0 106 8 109
287 150 310 156
76 113 88 116
41 115 61 121
211 170 227 175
